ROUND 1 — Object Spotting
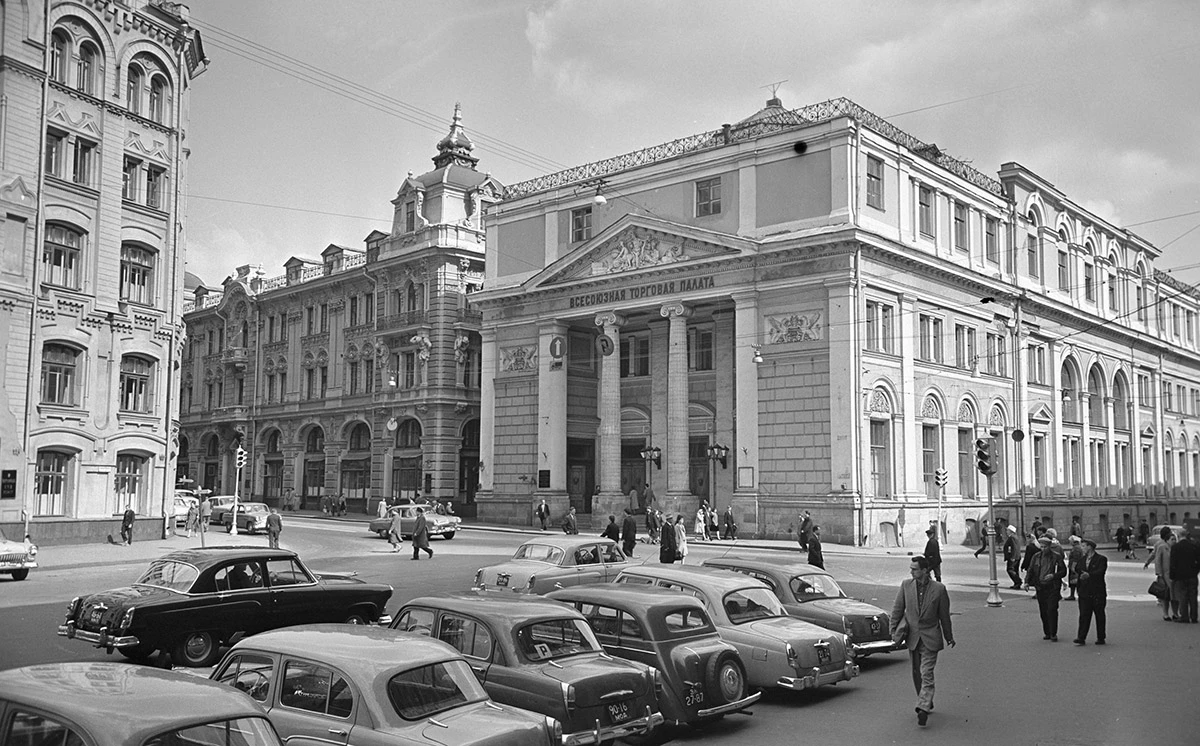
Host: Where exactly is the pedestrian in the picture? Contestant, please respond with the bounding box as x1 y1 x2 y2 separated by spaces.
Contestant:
646 508 660 544
1137 520 1151 548
1071 518 1083 541
1168 530 1199 623
120 507 136 546
199 495 211 533
1145 527 1178 620
675 515 689 564
266 507 283 550
890 555 955 728
292 491 301 511
974 521 990 558
1020 525 1044 583
807 525 825 570
185 502 199 538
1026 535 1067 641
621 508 637 557
1003 525 1023 589
659 512 678 563
694 504 707 541
434 500 447 515
1115 525 1129 555
643 483 656 511
286 488 297 511
561 506 579 535
1073 538 1107 645
411 506 434 560
706 505 719 540
387 506 404 552
337 493 348 517
924 526 942 582
628 486 641 513
799 510 813 551
377 497 389 519
722 505 737 540
535 499 550 531
601 514 620 542
1066 536 1084 600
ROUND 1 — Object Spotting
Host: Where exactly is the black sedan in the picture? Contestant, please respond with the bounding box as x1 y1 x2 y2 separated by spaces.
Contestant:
58 546 393 667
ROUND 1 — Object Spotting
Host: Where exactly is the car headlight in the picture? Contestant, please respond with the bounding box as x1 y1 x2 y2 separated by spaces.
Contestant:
66 596 82 621
843 618 854 639
474 570 483 586
785 642 797 665
525 575 537 592
119 607 136 632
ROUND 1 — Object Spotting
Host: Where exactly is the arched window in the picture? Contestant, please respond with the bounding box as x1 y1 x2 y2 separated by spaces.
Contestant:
266 430 281 454
120 244 156 305
43 224 84 289
349 423 371 451
397 420 421 449
1087 367 1106 426
126 66 143 114
50 30 69 83
205 436 220 458
1112 375 1130 430
461 420 480 449
148 76 167 123
406 283 423 313
1061 364 1079 422
76 42 98 95
179 436 190 460
306 427 325 453
41 343 81 406
119 355 155 413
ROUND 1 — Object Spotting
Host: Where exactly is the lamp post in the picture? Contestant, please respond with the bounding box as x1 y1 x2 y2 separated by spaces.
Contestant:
706 444 728 509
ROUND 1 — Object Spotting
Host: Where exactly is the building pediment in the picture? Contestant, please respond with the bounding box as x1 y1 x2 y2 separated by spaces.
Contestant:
1028 403 1054 423
531 216 749 289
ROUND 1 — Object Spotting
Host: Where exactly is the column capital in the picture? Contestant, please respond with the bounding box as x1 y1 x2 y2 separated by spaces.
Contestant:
659 302 692 320
595 311 625 328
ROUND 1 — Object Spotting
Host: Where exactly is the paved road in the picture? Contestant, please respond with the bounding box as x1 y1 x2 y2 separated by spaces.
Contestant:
3 519 1194 744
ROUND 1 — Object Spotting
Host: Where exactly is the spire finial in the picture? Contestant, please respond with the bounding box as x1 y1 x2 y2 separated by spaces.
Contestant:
761 79 788 106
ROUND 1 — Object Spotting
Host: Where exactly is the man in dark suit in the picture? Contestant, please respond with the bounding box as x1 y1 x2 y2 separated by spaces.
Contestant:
923 526 942 582
658 513 678 564
1026 536 1067 640
1073 538 1107 645
890 556 955 727
620 508 637 558
1170 530 1200 623
807 525 825 569
1002 525 1023 589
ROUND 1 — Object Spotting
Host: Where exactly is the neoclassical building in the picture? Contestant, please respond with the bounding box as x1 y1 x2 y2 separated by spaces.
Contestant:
178 109 497 516
0 0 205 541
472 96 1200 545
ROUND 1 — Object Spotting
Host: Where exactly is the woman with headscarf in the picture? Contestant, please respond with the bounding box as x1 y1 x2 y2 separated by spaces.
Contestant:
675 515 689 564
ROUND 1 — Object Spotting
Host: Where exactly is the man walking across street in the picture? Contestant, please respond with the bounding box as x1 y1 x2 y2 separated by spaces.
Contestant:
659 512 678 563
621 508 637 558
722 505 737 540
924 526 943 582
536 499 550 531
199 495 211 534
120 507 136 546
387 507 404 552
1169 530 1199 623
890 556 955 727
974 521 989 558
1073 538 1107 645
807 525 825 570
798 510 813 551
1026 535 1067 640
266 507 283 550
600 515 620 542
1003 525 1023 589
411 507 434 561
561 506 579 535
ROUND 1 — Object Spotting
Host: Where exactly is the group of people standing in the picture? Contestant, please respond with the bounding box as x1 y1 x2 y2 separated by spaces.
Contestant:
1144 527 1200 624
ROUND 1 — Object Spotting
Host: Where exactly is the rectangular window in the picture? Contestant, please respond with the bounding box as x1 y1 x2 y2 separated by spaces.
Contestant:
1136 373 1149 404
1058 250 1069 289
1172 303 1181 336
35 450 69 516
1084 263 1095 302
571 206 592 243
403 352 416 388
954 324 976 370
1163 381 1173 411
1188 311 1196 343
123 158 140 200
364 359 374 393
206 383 214 409
305 368 315 400
688 328 713 371
869 420 891 497
41 344 78 406
41 225 81 290
267 315 277 343
462 348 481 388
921 424 940 497
985 332 1008 376
45 130 66 177
348 362 359 395
266 374 276 403
306 307 315 336
405 201 416 232
364 292 375 323
865 301 895 354
1136 286 1146 321
146 166 166 209
236 377 245 405
119 357 152 413
349 297 359 327
72 139 96 186
957 430 976 498
620 335 650 377
320 366 328 398
320 303 329 333
918 314 942 363
918 185 934 237
695 177 721 217
114 454 145 513
1032 434 1046 490
866 156 884 209
119 245 155 305
953 203 968 251
1027 344 1046 385
985 217 999 263
1026 234 1040 278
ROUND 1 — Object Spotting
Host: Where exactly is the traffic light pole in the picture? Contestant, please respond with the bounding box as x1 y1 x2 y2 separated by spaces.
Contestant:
231 464 241 536
985 472 1003 607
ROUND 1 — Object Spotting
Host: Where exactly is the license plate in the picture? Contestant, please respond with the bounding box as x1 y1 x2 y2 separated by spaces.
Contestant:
88 608 104 626
870 619 881 633
607 702 630 723
684 685 705 707
496 575 509 588
816 646 831 664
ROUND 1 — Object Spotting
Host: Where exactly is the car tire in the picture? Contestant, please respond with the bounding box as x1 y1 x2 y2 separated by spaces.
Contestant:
442 531 455 540
11 569 29 581
119 642 156 662
705 651 747 706
344 611 368 625
173 631 221 667
377 530 388 539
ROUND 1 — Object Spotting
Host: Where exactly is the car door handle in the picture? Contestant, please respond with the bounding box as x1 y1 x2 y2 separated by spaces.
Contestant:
471 665 485 674
327 728 348 736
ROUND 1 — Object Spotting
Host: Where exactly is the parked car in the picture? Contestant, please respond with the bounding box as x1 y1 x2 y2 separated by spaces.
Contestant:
473 536 629 594
0 661 282 746
702 555 900 656
58 546 393 667
0 526 37 581
172 493 198 526
1148 524 1186 549
547 583 760 726
225 502 272 533
613 564 858 692
368 502 461 540
212 624 562 746
207 495 240 524
393 592 664 745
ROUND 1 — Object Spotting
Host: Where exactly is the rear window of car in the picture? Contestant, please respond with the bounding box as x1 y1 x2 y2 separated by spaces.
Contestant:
387 659 488 721
662 608 714 636
135 560 199 592
516 618 602 662
143 717 279 746
512 544 565 564
790 574 844 601
5 710 86 746
722 588 783 624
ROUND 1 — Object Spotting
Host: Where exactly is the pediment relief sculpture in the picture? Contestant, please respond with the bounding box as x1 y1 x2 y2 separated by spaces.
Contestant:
591 232 689 275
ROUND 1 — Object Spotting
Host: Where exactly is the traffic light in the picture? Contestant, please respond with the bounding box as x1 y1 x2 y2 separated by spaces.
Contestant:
934 467 948 488
235 447 248 470
975 438 995 476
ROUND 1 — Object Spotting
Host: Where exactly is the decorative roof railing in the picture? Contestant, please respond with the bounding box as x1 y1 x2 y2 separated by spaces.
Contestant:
503 97 1004 200
1155 268 1200 302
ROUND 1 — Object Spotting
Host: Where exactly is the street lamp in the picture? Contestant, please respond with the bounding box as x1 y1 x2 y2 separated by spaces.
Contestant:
706 444 729 469
640 445 661 470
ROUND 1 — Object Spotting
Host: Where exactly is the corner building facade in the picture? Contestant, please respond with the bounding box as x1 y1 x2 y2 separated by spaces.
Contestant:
178 110 496 517
0 0 205 541
473 97 1200 545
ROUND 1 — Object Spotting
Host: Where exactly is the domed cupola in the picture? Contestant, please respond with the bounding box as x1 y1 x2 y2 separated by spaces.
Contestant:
432 103 479 169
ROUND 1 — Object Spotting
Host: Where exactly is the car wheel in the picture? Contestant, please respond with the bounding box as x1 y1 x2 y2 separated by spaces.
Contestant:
344 612 368 625
173 631 221 667
442 531 455 540
225 522 232 534
119 642 156 662
705 651 747 706
377 530 388 538
11 569 29 581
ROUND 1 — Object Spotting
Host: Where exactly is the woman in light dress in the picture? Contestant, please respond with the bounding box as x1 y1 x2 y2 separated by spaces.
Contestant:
675 515 689 564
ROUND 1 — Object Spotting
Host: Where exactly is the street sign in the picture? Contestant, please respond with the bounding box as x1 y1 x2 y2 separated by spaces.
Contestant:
549 336 565 359
596 334 614 356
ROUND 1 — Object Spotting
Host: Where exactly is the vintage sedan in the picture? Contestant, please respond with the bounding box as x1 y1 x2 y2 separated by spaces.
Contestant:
58 546 393 668
614 565 858 692
393 592 664 746
547 583 760 726
225 502 272 533
0 526 37 581
368 502 462 540
0 661 282 746
702 555 900 656
473 536 628 594
212 625 561 746
207 495 240 524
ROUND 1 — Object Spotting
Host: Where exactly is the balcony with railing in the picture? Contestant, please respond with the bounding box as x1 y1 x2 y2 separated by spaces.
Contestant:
378 310 427 330
222 347 249 368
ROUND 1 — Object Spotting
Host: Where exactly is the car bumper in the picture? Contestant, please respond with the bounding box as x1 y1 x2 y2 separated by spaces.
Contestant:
0 560 36 571
776 661 859 690
851 639 903 655
562 708 664 746
57 621 139 649
695 690 761 719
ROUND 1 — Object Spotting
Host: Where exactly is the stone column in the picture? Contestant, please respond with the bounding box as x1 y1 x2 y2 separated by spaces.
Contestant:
594 312 625 518
660 302 693 516
537 321 569 513
477 327 497 495
732 292 760 535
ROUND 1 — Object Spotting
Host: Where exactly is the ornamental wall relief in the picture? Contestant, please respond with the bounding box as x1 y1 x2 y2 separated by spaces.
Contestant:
591 233 689 275
500 345 537 372
765 312 824 344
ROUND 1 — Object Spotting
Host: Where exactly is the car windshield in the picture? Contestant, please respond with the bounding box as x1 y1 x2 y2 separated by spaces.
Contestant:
512 544 565 564
722 588 784 624
135 560 200 592
387 659 489 721
789 574 846 602
516 618 602 662
142 716 281 746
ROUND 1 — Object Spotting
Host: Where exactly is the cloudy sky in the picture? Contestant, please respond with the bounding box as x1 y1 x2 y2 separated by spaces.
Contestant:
182 0 1200 288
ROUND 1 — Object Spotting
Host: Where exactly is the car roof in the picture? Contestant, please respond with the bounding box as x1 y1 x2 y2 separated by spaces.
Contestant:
153 546 299 567
617 563 770 592
234 625 459 674
518 536 617 550
0 662 266 743
405 591 583 624
548 583 707 612
704 555 833 577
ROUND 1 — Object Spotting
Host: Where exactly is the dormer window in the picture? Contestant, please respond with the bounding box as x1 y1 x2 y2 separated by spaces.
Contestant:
405 201 416 232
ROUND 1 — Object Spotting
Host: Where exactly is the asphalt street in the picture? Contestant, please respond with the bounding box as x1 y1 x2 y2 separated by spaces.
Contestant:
2 517 1194 745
